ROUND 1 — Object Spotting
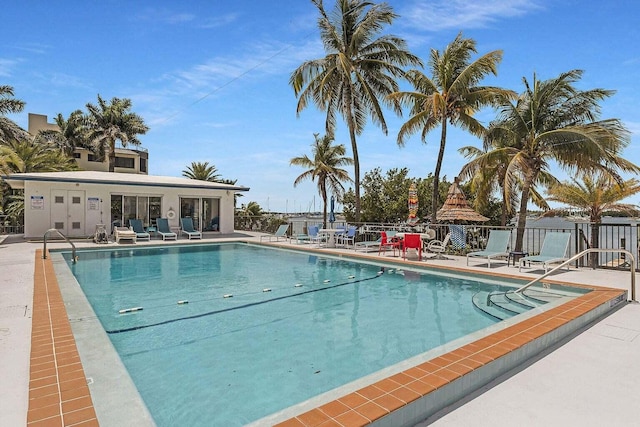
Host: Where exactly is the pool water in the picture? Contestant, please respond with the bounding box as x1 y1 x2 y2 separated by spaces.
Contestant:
68 243 515 426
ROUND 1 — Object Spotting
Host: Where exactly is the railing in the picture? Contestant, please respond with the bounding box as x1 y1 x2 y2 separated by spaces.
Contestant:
514 248 637 301
43 229 77 264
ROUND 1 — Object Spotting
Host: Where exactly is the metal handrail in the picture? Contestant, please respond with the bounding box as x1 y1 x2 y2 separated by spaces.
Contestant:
515 248 636 301
43 229 78 263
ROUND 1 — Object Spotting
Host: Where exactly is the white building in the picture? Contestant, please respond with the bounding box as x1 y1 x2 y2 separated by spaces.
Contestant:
3 171 249 239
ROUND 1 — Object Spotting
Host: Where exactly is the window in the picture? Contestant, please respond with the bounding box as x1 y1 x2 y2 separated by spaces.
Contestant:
112 195 162 228
140 158 147 173
87 154 101 162
55 196 64 204
73 152 81 159
115 157 135 168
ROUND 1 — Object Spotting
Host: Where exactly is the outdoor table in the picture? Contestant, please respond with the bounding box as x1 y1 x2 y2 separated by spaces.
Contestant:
508 251 529 267
320 228 344 248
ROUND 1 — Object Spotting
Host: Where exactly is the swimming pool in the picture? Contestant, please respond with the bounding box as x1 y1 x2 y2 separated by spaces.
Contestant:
65 243 564 426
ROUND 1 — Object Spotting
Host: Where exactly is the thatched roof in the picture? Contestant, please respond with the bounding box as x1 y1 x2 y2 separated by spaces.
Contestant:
436 178 489 223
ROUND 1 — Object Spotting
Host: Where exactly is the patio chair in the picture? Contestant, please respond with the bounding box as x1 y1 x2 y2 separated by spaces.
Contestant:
180 217 202 240
402 233 423 261
308 225 327 247
114 226 137 244
378 231 401 256
427 233 451 260
260 224 289 242
466 230 511 268
337 225 357 247
156 218 177 241
129 219 151 241
519 232 571 272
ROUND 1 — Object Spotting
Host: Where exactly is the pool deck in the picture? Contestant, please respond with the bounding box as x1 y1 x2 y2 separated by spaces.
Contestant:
1 232 639 426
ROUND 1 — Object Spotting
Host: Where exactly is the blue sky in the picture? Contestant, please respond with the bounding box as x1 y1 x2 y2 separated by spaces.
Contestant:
2 0 639 212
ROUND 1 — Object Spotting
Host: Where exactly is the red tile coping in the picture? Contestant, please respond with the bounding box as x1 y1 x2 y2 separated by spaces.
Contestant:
274 286 625 426
32 245 625 427
28 250 98 427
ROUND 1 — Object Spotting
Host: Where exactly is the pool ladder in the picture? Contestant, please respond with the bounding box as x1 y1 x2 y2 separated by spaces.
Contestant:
43 228 78 263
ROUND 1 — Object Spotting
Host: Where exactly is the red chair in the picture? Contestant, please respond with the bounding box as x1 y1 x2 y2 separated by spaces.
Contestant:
402 233 422 261
378 231 401 256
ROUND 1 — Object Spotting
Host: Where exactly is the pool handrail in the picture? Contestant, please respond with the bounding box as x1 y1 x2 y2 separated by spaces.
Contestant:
43 228 77 263
515 248 636 301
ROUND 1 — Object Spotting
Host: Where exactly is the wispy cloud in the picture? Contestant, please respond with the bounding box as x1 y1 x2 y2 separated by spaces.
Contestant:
400 0 543 32
0 58 21 77
12 42 49 55
133 8 237 29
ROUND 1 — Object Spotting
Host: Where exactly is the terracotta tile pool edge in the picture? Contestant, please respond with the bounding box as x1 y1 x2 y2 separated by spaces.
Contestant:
27 250 99 426
273 287 627 427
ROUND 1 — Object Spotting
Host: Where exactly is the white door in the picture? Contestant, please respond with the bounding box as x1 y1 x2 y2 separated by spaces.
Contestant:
51 190 86 237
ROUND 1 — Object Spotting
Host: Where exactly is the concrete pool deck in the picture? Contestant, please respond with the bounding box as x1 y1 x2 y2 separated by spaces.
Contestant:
1 233 638 426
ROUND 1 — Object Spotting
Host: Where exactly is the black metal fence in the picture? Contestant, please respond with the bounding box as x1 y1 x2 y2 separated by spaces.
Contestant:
235 215 639 271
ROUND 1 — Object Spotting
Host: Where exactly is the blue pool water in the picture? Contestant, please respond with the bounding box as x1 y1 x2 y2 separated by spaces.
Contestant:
67 243 514 426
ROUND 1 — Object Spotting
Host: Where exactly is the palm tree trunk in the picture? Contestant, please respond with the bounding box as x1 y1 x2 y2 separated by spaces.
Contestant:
344 90 361 223
108 139 116 172
431 119 447 223
514 180 531 252
590 221 599 268
321 184 328 229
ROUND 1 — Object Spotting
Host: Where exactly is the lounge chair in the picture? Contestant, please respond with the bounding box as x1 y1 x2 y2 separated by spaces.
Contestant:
354 237 382 252
466 230 511 268
129 219 150 241
114 226 137 244
260 224 289 242
180 217 202 240
427 233 451 260
519 232 571 272
156 218 177 240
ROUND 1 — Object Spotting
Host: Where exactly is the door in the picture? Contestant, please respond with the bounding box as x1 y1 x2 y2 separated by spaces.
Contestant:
51 190 86 237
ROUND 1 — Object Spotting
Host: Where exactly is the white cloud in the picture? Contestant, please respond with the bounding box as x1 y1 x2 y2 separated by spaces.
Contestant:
400 0 542 32
0 58 21 77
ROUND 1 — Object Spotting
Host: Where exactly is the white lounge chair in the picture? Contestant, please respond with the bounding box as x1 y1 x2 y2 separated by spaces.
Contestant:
180 217 202 239
114 226 137 244
519 232 571 272
466 230 511 267
156 218 177 240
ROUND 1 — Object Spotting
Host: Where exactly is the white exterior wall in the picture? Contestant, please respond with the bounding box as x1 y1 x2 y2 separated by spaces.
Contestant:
23 180 236 239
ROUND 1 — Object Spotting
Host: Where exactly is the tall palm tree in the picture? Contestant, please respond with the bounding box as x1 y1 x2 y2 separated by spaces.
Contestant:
290 0 421 222
182 161 222 182
483 70 639 251
85 95 148 172
290 133 353 228
544 173 640 266
388 33 514 222
0 85 29 144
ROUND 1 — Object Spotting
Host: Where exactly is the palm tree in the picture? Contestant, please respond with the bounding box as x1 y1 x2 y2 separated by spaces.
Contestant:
85 95 148 172
388 33 514 222
33 110 90 157
182 161 222 182
0 85 29 144
291 133 353 228
544 173 640 266
290 0 421 222
482 70 639 251
2 139 77 173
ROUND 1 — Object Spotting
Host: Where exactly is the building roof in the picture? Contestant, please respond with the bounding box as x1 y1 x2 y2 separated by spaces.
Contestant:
1 171 250 192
